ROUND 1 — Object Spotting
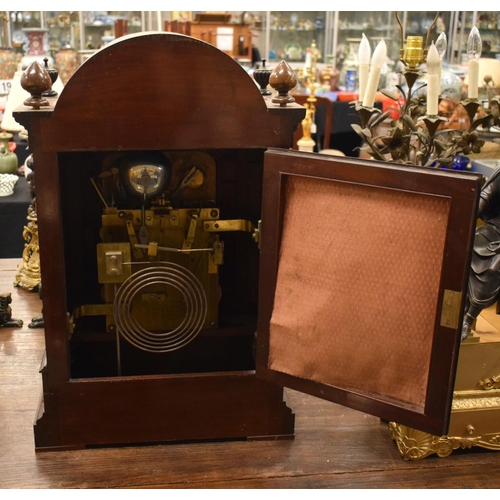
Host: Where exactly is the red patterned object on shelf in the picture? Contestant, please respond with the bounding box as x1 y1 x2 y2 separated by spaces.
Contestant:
23 28 47 56
21 28 53 70
0 47 20 80
55 47 79 85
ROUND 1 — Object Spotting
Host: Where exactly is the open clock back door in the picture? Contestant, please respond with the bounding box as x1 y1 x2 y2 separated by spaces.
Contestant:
256 148 482 436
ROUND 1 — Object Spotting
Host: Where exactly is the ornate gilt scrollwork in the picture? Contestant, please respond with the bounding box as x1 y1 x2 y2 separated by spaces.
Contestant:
388 422 454 460
480 375 500 391
452 393 500 409
14 207 41 291
389 422 500 460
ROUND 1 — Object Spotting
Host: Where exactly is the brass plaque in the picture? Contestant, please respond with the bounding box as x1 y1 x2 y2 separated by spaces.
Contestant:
440 289 463 330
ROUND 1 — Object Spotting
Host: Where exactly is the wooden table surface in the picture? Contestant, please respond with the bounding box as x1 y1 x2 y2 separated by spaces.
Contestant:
1 258 500 489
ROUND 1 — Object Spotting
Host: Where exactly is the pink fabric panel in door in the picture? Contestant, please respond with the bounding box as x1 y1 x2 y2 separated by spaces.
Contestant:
269 175 451 409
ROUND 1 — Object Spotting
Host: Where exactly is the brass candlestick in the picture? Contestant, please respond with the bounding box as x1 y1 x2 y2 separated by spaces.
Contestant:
298 39 320 96
296 40 321 152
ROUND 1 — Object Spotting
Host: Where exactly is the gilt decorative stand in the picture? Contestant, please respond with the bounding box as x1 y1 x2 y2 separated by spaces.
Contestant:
14 152 41 292
390 317 500 460
14 206 41 291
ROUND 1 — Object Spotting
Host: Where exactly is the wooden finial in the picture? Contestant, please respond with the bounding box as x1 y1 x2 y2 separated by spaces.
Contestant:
20 61 52 109
42 57 59 97
269 60 297 107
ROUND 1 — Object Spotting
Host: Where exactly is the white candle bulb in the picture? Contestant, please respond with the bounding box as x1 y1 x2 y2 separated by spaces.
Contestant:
467 26 482 99
362 39 387 108
304 49 312 69
358 33 371 102
435 33 447 58
435 33 447 95
426 42 440 116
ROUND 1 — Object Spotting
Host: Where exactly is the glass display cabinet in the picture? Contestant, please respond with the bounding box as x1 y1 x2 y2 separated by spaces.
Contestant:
6 10 48 69
401 11 452 40
336 11 400 64
7 10 44 58
447 12 500 64
5 11 59 72
267 11 330 65
44 12 81 58
332 11 400 91
464 12 499 60
78 11 145 63
6 11 492 91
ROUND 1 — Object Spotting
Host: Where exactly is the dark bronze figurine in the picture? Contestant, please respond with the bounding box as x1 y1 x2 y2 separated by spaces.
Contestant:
462 166 500 340
0 292 23 327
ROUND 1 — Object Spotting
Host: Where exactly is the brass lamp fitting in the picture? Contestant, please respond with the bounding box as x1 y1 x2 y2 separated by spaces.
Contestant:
402 36 424 69
396 11 439 68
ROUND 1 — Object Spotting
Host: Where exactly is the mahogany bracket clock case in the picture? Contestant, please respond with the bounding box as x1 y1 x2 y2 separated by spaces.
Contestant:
15 33 482 450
